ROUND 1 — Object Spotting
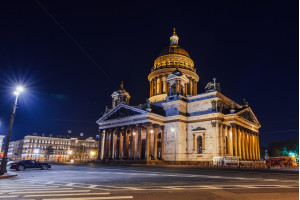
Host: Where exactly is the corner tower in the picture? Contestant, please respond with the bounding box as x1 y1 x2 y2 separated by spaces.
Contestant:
148 29 199 102
111 81 131 108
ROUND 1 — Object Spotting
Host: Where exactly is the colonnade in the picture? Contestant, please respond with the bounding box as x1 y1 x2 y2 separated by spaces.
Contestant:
98 124 164 161
219 123 260 161
149 75 197 97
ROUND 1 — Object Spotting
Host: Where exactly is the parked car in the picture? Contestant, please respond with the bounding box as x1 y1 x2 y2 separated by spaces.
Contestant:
7 160 16 167
10 160 51 171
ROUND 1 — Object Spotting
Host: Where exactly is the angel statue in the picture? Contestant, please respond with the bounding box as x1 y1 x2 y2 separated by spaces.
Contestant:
205 78 221 93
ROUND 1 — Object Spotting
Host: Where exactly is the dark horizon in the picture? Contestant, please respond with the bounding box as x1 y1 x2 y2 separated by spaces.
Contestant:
0 1 298 148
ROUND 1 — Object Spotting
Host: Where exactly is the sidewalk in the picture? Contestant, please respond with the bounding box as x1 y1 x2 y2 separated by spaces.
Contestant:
0 171 18 179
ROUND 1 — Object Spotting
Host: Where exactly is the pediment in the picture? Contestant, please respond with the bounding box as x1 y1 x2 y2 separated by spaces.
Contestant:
236 107 261 127
97 104 146 123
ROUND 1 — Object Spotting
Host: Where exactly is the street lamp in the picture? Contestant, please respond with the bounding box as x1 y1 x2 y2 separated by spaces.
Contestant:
90 151 96 157
0 86 24 175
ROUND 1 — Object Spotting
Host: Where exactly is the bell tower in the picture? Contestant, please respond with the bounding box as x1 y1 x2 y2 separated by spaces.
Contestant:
111 81 131 108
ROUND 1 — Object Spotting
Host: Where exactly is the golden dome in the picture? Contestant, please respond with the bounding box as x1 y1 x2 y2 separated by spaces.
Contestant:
158 46 190 58
153 29 194 71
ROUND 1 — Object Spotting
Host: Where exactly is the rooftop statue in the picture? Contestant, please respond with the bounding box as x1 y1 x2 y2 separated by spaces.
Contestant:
205 78 221 93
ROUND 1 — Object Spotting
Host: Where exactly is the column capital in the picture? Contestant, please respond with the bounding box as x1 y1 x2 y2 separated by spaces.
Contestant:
98 129 104 133
145 122 152 127
218 122 223 128
211 121 217 127
230 123 237 128
130 125 137 130
153 124 159 128
137 123 144 128
239 126 245 131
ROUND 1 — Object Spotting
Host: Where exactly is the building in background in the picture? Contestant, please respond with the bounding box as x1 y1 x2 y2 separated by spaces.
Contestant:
7 140 24 160
7 134 98 162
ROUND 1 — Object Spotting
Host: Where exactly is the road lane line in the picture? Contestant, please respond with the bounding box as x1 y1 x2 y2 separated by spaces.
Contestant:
25 192 110 197
44 196 133 200
3 188 73 193
12 189 91 194
0 195 19 198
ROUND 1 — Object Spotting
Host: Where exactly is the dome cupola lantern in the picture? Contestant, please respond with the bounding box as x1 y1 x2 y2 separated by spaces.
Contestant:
170 28 179 46
148 29 199 103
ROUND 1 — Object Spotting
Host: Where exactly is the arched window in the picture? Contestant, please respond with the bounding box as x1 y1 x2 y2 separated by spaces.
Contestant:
197 136 203 154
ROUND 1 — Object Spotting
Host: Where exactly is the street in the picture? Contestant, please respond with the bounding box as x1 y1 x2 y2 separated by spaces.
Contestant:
0 164 298 200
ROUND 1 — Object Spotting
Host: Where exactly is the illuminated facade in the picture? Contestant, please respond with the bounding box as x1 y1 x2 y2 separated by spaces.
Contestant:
8 135 98 162
96 30 261 164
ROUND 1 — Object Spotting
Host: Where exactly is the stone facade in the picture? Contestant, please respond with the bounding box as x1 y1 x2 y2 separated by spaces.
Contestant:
96 30 261 164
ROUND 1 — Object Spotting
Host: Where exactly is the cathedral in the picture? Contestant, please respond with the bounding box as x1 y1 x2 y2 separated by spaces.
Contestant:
96 29 261 164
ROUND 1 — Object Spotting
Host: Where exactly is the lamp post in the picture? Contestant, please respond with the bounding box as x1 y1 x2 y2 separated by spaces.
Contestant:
0 86 24 175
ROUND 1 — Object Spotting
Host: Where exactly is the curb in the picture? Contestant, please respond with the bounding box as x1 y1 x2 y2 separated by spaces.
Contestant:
0 171 18 179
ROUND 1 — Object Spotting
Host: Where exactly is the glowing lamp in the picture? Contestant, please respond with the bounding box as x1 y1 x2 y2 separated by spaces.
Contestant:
16 86 24 92
33 149 40 154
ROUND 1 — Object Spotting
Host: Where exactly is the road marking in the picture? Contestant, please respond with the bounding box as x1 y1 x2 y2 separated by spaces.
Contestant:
0 195 19 198
45 181 56 184
3 188 73 193
87 184 101 188
12 189 90 194
25 192 110 197
44 196 134 200
65 183 77 186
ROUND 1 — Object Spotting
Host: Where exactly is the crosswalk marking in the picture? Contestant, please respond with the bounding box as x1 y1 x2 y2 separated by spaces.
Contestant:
0 179 133 200
1 174 297 200
5 178 297 191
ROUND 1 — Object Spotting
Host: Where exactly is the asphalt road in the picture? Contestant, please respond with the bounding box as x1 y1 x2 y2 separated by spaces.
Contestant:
0 164 298 200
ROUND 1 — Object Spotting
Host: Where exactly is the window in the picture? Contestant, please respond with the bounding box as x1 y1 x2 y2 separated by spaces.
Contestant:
197 136 203 154
170 84 176 95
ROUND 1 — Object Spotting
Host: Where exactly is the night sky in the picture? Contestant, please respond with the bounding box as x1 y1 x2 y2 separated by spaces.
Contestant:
0 1 298 147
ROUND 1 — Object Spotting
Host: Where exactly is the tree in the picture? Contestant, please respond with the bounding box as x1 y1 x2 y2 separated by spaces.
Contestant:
281 146 288 156
268 139 299 157
43 146 55 160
